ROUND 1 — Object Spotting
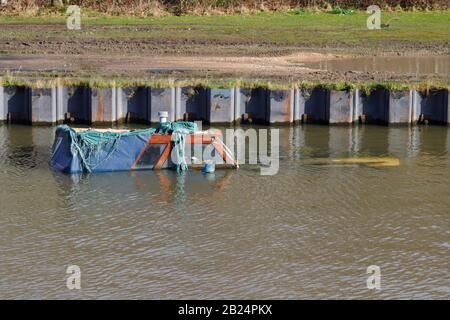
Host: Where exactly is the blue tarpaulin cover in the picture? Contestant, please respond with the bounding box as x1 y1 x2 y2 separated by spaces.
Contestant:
49 123 197 174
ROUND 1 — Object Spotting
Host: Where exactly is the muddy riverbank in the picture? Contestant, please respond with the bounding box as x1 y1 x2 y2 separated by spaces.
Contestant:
0 52 449 83
1 11 449 81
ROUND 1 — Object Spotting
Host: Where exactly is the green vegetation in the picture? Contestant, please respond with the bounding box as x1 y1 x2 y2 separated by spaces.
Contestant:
1 9 448 90
1 74 448 92
0 10 449 46
1 0 448 17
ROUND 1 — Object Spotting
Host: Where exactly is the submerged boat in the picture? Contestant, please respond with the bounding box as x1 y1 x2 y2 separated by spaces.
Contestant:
49 121 237 174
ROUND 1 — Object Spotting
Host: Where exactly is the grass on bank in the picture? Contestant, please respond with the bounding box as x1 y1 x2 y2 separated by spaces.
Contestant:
0 75 448 95
0 10 449 45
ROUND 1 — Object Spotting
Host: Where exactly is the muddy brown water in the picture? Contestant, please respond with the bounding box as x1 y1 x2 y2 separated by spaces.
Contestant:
304 55 450 76
0 125 449 299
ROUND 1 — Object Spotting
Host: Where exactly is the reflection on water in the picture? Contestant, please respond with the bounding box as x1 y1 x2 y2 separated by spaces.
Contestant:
0 125 449 299
305 56 450 76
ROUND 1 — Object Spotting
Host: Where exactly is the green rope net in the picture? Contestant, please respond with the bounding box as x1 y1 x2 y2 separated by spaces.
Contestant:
159 121 198 172
58 121 198 173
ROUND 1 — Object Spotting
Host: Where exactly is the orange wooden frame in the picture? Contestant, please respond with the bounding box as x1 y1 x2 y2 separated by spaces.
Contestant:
131 132 236 170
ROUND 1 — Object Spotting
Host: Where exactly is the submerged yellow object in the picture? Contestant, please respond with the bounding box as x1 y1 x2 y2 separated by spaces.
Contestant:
304 157 400 167
331 157 400 167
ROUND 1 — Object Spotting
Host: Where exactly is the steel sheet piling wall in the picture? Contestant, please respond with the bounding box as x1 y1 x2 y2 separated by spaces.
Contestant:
176 87 208 122
90 88 116 124
293 89 303 124
207 88 235 124
30 87 57 124
388 90 413 124
3 86 30 124
353 89 363 123
236 88 267 124
60 86 91 124
267 89 294 124
411 90 421 124
116 86 124 122
0 86 4 123
328 90 354 124
414 90 448 124
117 87 149 123
1 86 449 126
303 88 328 123
56 85 64 123
448 90 450 124
149 88 176 123
360 89 389 124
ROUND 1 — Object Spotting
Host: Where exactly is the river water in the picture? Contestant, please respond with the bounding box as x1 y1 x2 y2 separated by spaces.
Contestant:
0 125 449 299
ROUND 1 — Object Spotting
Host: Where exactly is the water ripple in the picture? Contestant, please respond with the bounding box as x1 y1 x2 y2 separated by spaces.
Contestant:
0 125 449 299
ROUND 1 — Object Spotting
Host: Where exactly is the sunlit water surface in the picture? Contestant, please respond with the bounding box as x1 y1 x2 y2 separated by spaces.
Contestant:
0 125 449 299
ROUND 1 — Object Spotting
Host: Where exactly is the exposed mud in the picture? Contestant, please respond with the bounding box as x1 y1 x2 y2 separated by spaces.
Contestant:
1 27 448 57
0 52 448 83
0 23 448 82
